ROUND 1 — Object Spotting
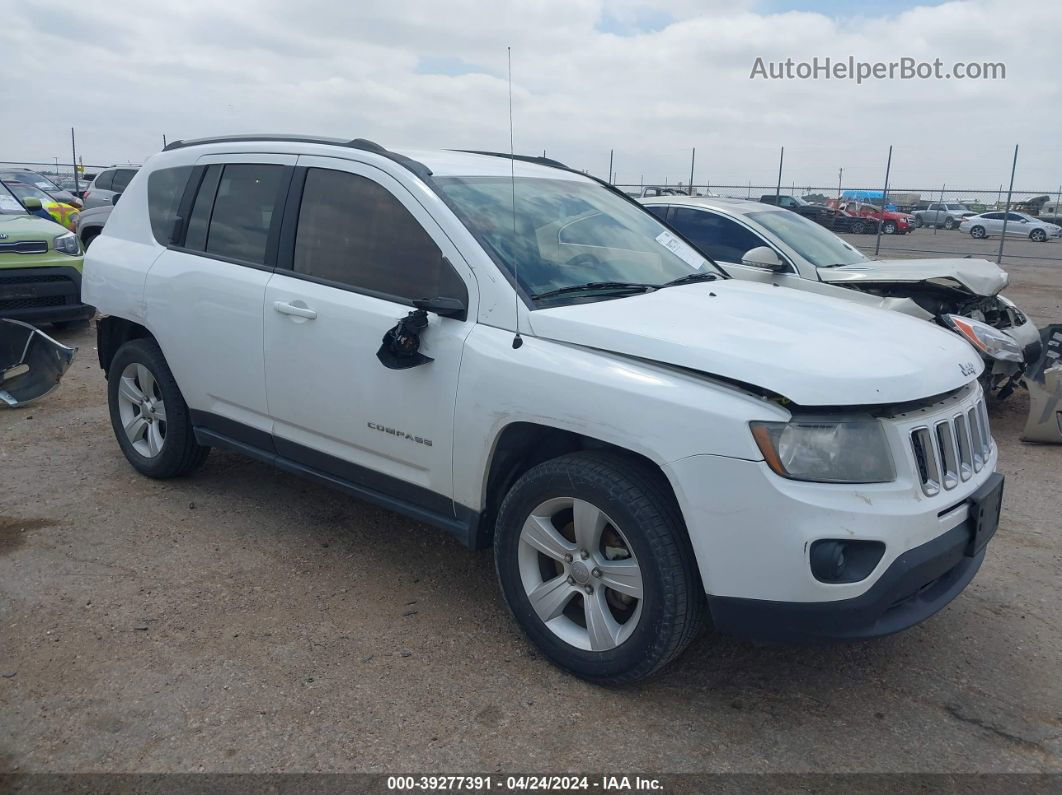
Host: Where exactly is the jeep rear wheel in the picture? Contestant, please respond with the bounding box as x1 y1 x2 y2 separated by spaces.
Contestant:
494 451 704 684
107 338 209 478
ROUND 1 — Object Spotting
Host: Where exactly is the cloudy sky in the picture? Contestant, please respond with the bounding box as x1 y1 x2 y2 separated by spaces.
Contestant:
2 0 1059 193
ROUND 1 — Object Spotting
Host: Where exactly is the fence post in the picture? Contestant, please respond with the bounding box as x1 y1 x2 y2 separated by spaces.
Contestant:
997 145 1019 265
774 146 784 204
688 148 696 196
70 128 79 195
873 145 893 256
607 149 613 184
933 183 945 235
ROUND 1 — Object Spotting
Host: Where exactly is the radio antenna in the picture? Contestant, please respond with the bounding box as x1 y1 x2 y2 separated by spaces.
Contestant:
507 46 523 349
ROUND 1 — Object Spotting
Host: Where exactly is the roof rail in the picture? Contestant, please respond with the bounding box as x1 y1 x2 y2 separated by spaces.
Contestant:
455 150 572 171
162 134 432 180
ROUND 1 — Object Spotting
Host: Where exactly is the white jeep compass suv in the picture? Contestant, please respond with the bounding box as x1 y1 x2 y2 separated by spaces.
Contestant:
84 135 1004 684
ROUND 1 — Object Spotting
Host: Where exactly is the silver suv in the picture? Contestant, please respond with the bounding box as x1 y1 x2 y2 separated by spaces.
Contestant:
82 167 139 209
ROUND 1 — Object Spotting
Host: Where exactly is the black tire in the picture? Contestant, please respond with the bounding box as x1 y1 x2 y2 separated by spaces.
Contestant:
107 337 209 478
81 230 100 250
851 220 866 234
944 217 956 230
883 220 897 235
494 451 704 685
971 225 986 239
912 216 923 229
1030 229 1047 242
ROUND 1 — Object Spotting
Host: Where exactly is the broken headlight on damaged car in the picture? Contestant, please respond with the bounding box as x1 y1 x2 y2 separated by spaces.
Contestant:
944 314 1022 363
750 420 895 483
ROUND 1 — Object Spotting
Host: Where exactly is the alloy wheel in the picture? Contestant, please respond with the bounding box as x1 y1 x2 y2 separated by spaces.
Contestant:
517 497 643 652
116 363 167 458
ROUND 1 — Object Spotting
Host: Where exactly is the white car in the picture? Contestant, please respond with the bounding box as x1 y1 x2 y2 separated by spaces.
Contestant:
960 211 1061 242
84 136 1002 683
642 196 1041 398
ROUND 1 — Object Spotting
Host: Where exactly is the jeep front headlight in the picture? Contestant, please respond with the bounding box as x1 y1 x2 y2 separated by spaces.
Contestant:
750 420 896 483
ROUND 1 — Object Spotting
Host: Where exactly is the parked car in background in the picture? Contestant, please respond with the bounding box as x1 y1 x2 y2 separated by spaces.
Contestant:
758 194 830 223
1039 199 1062 226
0 181 92 328
3 181 80 232
813 206 880 234
0 169 83 209
642 196 1040 398
960 212 1061 242
834 200 913 235
76 204 112 249
82 167 140 209
84 135 1002 683
912 203 976 230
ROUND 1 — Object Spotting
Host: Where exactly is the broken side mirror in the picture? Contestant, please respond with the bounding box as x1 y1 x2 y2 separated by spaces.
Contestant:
412 295 466 321
741 246 786 272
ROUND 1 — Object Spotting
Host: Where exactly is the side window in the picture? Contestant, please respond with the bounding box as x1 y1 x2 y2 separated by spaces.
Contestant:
147 166 194 245
1006 213 1025 221
668 207 767 263
292 168 467 304
112 169 137 192
183 164 286 265
643 205 670 221
981 213 1002 220
93 170 114 191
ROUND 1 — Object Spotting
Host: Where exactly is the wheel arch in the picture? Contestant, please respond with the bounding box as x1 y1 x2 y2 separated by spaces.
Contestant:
472 421 681 550
97 315 155 376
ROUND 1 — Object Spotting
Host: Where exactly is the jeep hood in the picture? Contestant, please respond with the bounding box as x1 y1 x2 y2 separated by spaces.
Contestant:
818 258 1008 296
528 280 979 406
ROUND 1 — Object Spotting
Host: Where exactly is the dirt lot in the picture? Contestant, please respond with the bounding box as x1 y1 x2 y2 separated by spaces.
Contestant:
1 228 1060 774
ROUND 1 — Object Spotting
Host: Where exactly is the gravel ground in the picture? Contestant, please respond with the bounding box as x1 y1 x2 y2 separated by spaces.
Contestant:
1 228 1060 774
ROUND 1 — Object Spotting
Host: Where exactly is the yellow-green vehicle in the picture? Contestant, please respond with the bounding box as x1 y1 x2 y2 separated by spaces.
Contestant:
0 180 93 328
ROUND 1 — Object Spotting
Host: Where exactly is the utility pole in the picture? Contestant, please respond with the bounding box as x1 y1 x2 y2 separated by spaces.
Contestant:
163 134 168 148
688 148 696 196
837 167 843 200
873 145 893 257
607 149 613 184
70 127 80 195
774 146 784 204
997 145 1019 265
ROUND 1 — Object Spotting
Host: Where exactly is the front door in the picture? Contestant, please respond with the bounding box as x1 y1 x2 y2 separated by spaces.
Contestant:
263 157 477 517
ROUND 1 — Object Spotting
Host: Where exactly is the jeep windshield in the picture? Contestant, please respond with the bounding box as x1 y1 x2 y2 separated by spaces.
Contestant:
435 176 721 304
746 210 868 268
0 182 29 215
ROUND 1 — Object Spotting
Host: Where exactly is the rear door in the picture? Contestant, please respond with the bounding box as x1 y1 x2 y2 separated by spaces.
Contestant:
144 154 294 438
262 157 477 518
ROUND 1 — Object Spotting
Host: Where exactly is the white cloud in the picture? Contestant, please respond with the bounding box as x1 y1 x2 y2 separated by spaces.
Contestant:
1 0 1058 192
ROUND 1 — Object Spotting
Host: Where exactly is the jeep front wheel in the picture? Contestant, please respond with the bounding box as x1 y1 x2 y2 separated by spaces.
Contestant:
494 451 704 684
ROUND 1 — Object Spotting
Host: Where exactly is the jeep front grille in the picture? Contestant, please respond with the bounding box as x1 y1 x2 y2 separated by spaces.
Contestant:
910 397 992 496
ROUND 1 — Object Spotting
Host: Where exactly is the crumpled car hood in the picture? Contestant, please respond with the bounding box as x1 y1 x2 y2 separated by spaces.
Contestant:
818 258 1008 296
528 280 980 407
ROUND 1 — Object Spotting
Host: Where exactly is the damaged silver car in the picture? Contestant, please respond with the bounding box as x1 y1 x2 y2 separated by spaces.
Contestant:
642 196 1041 399
0 318 77 406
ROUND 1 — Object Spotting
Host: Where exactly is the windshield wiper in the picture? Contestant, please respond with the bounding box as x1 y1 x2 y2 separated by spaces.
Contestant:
531 281 657 301
658 272 719 288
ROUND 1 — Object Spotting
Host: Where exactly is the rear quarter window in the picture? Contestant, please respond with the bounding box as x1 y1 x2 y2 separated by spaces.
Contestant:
147 166 194 245
93 170 114 191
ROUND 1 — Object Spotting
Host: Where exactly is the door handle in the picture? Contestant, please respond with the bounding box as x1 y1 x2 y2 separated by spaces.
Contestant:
273 301 317 320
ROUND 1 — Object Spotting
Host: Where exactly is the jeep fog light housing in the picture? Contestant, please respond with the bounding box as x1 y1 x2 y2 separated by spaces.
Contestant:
810 539 886 583
750 420 895 483
944 314 1022 363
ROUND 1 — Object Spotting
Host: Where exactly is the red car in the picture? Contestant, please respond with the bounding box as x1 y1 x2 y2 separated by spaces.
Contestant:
829 200 914 235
